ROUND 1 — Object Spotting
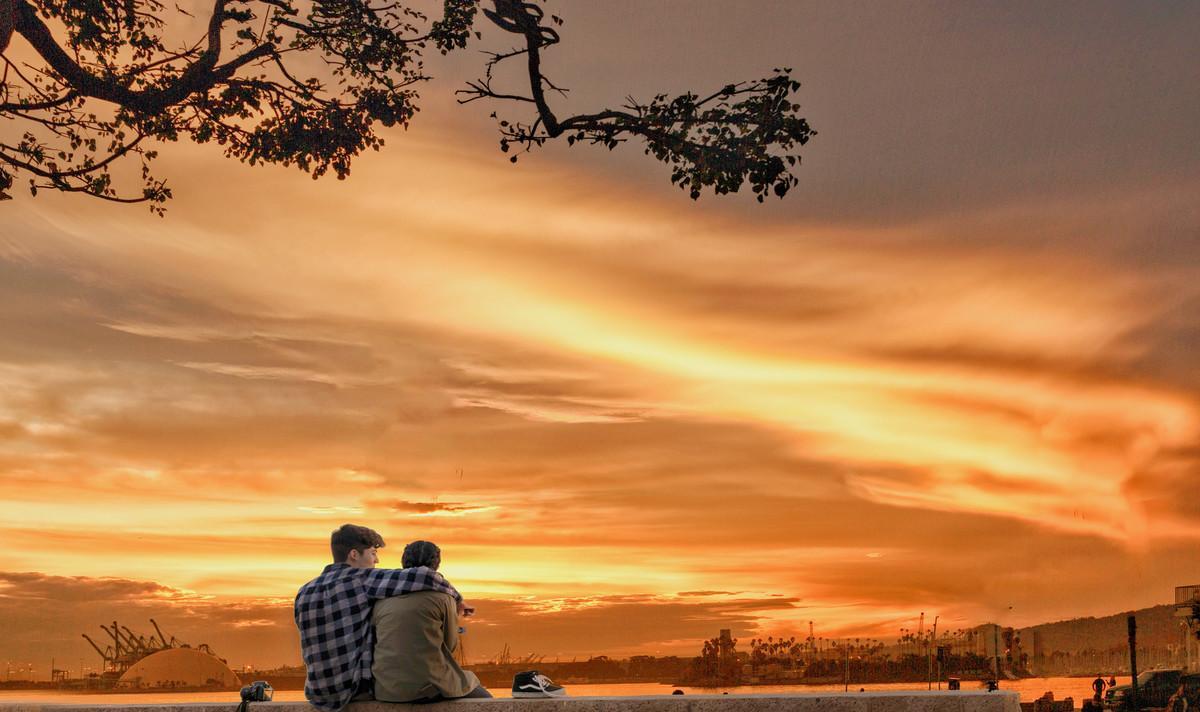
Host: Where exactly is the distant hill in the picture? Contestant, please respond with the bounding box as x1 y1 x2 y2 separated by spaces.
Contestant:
1019 603 1186 653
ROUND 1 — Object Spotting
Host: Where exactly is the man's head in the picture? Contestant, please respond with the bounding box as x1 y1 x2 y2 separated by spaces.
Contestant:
331 524 385 568
401 540 441 571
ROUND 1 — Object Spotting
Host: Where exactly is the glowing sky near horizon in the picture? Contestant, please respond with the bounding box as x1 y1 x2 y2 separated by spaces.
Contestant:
1 0 1199 668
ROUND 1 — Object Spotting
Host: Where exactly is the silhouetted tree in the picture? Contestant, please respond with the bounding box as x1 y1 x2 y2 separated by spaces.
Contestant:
0 0 814 211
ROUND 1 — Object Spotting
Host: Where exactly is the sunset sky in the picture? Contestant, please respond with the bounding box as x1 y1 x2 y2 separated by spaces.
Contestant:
2 1 1199 672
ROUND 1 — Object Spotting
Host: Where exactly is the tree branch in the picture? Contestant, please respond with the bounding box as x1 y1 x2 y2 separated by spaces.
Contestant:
2 0 813 209
474 1 814 202
11 0 275 114
0 0 14 54
11 0 139 105
0 88 77 111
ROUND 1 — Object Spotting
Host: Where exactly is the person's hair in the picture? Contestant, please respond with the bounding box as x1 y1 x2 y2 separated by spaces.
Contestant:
401 540 441 570
330 524 386 563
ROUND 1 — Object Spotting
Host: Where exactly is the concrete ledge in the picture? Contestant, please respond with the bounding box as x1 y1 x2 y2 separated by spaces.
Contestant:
0 691 1021 712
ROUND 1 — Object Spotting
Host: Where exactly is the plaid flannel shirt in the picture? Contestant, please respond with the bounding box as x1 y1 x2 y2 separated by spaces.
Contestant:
294 563 462 712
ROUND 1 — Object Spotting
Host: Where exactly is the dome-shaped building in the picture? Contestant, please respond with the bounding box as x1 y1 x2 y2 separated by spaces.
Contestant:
119 647 241 689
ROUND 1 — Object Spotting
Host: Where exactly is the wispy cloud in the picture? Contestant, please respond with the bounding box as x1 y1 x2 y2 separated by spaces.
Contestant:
174 360 384 388
373 500 499 517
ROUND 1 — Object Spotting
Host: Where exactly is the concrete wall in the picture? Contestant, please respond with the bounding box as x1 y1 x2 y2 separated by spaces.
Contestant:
0 690 1020 712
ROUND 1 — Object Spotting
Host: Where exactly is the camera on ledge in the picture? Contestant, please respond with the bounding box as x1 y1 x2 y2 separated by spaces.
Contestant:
240 681 275 702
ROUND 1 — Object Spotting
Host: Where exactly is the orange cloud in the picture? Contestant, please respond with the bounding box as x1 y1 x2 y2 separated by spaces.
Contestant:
2 25 1199 665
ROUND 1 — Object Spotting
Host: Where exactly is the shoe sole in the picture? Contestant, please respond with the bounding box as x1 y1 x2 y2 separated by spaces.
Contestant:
512 691 567 698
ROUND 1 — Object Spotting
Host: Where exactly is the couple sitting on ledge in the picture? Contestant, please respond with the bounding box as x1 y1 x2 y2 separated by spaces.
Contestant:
294 524 563 711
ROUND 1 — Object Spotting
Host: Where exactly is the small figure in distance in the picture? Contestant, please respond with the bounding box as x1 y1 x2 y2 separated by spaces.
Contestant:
1093 674 1107 703
372 540 492 702
1168 683 1189 712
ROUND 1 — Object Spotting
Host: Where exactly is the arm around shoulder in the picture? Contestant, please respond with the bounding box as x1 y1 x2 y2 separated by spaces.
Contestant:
360 566 462 602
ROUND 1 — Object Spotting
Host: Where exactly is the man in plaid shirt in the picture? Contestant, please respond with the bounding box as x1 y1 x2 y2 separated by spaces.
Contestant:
294 524 472 712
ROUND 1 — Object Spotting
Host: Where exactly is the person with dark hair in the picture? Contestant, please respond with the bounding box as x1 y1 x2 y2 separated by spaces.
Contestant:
371 540 492 702
294 525 473 712
400 540 441 571
329 523 387 567
1168 683 1189 712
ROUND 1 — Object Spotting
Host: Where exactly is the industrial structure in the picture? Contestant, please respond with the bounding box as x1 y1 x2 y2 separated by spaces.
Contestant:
1175 584 1200 672
76 620 240 690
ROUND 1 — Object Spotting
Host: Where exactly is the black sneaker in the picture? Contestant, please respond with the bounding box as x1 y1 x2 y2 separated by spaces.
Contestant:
512 670 566 698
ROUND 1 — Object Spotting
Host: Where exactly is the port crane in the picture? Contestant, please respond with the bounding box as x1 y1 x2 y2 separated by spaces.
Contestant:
80 619 220 676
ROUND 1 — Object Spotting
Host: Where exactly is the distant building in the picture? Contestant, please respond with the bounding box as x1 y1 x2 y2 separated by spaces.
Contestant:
118 648 241 689
718 629 737 675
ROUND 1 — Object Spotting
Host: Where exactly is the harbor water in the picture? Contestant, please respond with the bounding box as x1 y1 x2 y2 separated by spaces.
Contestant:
0 676 1100 704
